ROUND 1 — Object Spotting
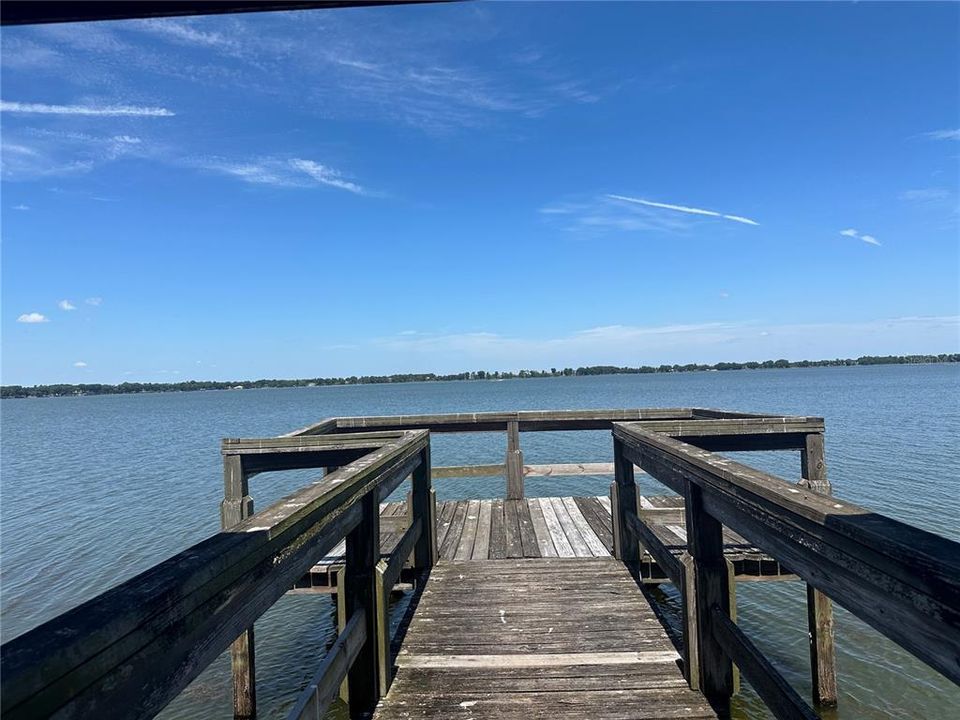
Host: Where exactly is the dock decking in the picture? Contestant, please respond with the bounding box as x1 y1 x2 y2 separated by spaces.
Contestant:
297 495 788 592
376 557 717 719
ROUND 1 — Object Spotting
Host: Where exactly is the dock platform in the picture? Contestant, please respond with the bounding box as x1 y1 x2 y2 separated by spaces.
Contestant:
376 557 716 719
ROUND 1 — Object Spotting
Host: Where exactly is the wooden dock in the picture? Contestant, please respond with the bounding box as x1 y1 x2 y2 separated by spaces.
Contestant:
377 557 716 719
3 408 958 720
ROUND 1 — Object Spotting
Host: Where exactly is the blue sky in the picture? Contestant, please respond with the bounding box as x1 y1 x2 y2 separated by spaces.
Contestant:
2 1 958 385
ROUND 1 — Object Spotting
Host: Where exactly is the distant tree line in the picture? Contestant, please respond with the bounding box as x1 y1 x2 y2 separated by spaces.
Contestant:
2 354 957 399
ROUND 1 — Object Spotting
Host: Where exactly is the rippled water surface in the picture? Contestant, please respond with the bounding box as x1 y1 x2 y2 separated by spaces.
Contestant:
2 365 958 718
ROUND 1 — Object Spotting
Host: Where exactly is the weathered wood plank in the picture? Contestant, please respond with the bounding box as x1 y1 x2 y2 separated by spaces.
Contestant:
516 499 541 558
503 500 525 558
438 501 469 560
488 499 507 560
537 497 575 557
561 497 609 557
549 497 593 557
471 500 493 560
527 499 558 557
454 500 481 561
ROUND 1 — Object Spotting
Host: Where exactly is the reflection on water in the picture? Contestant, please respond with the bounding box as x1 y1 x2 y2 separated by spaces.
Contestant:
2 365 958 718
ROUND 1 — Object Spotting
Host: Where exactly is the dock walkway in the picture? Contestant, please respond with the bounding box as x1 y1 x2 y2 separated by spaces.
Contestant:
376 557 716 719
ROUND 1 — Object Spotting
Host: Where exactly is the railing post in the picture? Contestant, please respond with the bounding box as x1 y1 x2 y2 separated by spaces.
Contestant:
220 452 256 720
345 490 382 717
800 432 838 708
374 561 391 696
411 445 437 570
612 438 640 572
610 481 622 559
505 420 524 500
685 483 734 714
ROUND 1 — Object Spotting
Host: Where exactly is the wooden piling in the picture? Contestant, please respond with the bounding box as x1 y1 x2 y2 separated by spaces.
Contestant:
800 432 838 707
613 439 641 573
685 483 734 714
345 491 382 717
220 454 256 720
505 421 524 500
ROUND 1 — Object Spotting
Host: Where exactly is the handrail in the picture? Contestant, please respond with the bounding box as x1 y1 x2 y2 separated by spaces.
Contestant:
611 422 960 718
0 430 433 720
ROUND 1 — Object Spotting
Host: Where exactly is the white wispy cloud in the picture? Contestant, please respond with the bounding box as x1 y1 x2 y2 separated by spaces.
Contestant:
58 300 77 310
607 195 760 226
17 312 49 323
13 204 30 211
290 159 365 195
839 228 881 246
194 157 368 194
85 297 103 306
924 129 960 141
899 188 950 202
73 361 88 368
0 101 174 117
133 19 239 52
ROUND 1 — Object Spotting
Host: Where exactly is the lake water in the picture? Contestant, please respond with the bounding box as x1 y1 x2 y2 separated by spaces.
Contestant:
2 365 958 719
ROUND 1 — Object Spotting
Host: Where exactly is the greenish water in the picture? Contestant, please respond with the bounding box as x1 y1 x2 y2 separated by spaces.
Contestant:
2 365 958 718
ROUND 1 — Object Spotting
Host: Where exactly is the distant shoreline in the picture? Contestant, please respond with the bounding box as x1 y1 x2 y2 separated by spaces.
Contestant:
2 354 957 399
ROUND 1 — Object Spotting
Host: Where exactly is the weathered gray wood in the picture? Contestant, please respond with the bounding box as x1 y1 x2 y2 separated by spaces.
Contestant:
527 499 558 557
610 483 621 560
561 497 609 557
625 512 682 584
503 499 524 558
538 497 575 557
488 499 507 560
710 608 818 720
685 482 734 713
806 585 836 708
505 421 524 499
375 561 391 696
614 423 960 691
471 499 493 560
345 490 382 716
454 500 481 560
516 499 541 558
800 432 838 707
384 519 422 591
432 463 505 479
379 557 716 719
286 611 367 720
220 454 256 719
613 439 641 573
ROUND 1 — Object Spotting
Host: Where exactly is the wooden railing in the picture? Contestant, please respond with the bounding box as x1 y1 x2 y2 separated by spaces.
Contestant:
287 408 827 501
0 429 435 720
611 422 960 719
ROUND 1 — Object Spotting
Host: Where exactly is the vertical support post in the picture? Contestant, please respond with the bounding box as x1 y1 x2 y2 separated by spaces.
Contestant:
505 421 524 500
800 433 838 707
375 561 391 696
411 445 437 571
345 490 381 717
220 451 256 720
685 483 734 714
610 481 622 560
612 439 640 573
335 568 349 704
680 553 699 691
